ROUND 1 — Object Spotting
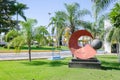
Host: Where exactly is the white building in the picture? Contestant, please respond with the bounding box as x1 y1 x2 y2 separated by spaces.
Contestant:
104 20 120 53
104 20 112 53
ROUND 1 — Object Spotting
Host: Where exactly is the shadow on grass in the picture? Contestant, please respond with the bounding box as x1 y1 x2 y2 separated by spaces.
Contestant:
21 61 48 66
101 61 120 70
49 61 68 67
21 60 68 67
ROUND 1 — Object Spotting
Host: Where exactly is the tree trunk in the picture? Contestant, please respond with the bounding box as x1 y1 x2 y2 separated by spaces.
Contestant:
59 36 62 46
28 42 31 62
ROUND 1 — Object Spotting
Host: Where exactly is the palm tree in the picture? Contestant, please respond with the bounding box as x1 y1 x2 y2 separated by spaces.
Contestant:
108 2 120 62
34 26 49 47
6 18 37 62
49 11 66 47
64 2 91 34
11 2 28 30
90 0 117 39
12 2 28 21
20 18 37 62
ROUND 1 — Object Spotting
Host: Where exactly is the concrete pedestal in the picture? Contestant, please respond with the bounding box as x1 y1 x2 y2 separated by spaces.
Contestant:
69 58 101 69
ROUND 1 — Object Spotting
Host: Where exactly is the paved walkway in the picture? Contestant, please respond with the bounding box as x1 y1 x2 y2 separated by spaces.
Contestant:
0 51 72 60
0 50 116 60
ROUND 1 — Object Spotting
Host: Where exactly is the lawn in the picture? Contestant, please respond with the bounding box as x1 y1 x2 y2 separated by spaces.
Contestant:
0 46 69 53
0 55 120 80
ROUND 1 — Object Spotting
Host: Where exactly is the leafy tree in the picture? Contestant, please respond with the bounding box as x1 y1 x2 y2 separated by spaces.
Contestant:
109 2 120 28
0 0 16 33
108 2 120 62
0 0 28 33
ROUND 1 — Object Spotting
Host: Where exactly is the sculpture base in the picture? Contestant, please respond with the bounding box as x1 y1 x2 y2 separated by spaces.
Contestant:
69 58 101 69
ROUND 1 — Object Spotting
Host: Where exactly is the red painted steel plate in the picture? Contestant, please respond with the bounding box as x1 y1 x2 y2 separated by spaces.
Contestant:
68 30 96 59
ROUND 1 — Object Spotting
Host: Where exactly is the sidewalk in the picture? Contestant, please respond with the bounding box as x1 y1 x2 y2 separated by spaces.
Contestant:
0 51 72 60
0 50 116 61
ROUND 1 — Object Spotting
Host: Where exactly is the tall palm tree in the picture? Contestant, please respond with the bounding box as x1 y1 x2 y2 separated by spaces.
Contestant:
108 2 120 62
49 11 66 47
64 2 91 34
11 2 28 30
12 2 28 21
90 0 117 38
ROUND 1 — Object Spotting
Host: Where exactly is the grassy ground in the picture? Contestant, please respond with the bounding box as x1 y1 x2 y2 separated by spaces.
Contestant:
0 55 120 80
0 46 69 53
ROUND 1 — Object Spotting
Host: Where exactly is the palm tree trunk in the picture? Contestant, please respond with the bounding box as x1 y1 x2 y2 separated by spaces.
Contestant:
28 42 31 62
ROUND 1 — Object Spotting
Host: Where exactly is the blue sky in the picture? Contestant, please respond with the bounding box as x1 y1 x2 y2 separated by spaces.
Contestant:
17 0 116 27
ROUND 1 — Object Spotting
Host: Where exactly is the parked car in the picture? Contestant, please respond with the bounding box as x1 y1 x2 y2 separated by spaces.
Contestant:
0 41 7 47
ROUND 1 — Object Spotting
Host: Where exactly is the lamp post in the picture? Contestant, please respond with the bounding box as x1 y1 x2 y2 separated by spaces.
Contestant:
48 12 51 46
48 12 54 57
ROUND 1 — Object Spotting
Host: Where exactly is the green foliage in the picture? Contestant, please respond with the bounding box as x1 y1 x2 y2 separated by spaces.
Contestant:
89 0 115 39
0 0 28 33
0 55 120 80
107 2 120 43
91 0 116 18
0 0 16 33
107 27 120 43
49 11 66 47
8 36 25 52
34 26 49 46
11 2 28 21
5 30 19 42
109 2 120 28
64 2 91 33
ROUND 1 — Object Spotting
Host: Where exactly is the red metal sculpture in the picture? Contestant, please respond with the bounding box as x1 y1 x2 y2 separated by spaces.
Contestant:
69 30 96 59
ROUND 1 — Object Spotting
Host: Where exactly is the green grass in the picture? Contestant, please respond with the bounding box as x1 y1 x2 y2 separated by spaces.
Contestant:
21 45 69 50
0 46 69 53
0 55 120 80
0 46 69 50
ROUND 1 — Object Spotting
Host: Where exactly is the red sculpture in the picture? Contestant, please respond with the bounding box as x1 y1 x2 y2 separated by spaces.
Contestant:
68 30 96 59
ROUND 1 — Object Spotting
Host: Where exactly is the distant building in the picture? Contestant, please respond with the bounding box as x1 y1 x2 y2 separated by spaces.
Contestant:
104 20 120 53
104 20 112 53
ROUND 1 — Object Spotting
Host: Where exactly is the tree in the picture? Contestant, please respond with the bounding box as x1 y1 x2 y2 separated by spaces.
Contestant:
108 2 120 62
6 18 37 62
5 19 50 62
49 11 66 47
64 2 91 34
0 0 28 33
11 2 28 30
12 2 28 21
0 0 16 33
34 26 49 47
20 18 37 62
90 0 116 39
109 2 120 28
